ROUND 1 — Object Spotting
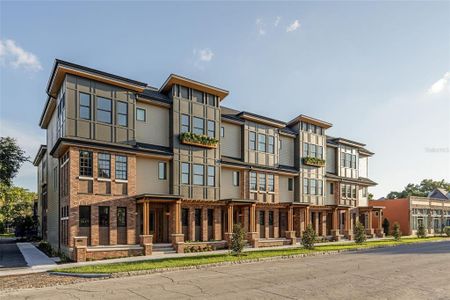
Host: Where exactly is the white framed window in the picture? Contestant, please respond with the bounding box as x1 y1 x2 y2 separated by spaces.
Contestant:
158 162 167 180
232 171 240 186
259 173 266 191
136 108 146 122
250 172 257 191
193 164 204 185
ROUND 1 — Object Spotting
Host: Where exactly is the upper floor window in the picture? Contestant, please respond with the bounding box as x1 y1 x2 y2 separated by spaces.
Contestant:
362 187 368 197
317 180 323 195
303 178 309 194
268 174 274 192
250 172 257 191
303 143 309 156
193 117 204 135
116 101 128 126
310 179 316 195
288 178 293 191
268 136 274 154
329 182 334 194
98 153 111 178
259 173 266 191
192 89 203 103
352 185 357 198
207 120 215 138
207 94 215 106
79 150 93 177
258 134 266 152
115 155 127 180
79 92 91 120
158 162 167 180
310 144 317 157
180 86 189 99
220 126 225 137
232 171 240 186
97 97 112 124
193 164 204 185
207 166 215 186
181 114 190 133
136 107 146 122
181 162 190 184
249 132 256 150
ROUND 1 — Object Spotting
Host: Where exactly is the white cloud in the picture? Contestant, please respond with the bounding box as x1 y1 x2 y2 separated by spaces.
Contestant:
198 48 214 62
256 18 266 36
286 20 301 32
0 39 42 71
427 72 450 94
274 16 281 27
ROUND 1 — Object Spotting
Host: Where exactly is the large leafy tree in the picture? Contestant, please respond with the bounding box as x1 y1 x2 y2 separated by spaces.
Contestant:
0 137 29 186
386 179 450 199
0 184 36 226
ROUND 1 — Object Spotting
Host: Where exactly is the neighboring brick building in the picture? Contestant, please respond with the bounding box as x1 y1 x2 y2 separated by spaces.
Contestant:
370 189 450 236
33 59 382 261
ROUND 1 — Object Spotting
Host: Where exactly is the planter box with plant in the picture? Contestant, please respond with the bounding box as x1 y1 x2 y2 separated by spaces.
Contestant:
302 157 326 167
180 132 219 149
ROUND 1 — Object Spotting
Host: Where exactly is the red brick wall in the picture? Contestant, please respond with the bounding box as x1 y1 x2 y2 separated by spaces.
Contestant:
369 199 410 235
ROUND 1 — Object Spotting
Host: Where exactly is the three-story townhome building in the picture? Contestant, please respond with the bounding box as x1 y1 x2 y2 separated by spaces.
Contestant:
33 60 382 261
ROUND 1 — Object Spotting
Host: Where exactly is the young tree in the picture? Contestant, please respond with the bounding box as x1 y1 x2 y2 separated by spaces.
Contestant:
0 137 29 186
301 224 317 250
392 222 402 241
417 224 426 238
354 221 366 244
382 218 390 236
230 223 246 256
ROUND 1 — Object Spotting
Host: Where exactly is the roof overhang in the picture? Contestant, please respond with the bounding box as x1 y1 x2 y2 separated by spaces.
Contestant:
219 198 257 205
159 74 229 100
136 194 182 203
331 137 366 148
32 145 47 166
237 112 286 128
39 96 56 129
288 115 332 129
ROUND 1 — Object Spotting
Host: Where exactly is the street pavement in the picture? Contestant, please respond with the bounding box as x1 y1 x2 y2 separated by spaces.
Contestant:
1 240 449 299
0 238 27 269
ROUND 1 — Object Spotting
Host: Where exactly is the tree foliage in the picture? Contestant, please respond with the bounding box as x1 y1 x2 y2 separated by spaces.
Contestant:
0 184 36 227
392 222 402 241
0 137 29 186
354 222 366 244
386 179 450 199
417 224 426 238
230 223 246 255
301 224 317 250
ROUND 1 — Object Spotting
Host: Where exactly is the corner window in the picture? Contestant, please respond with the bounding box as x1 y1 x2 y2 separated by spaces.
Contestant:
181 114 190 133
96 97 112 124
158 162 167 180
192 89 203 104
249 132 256 150
99 206 109 227
98 153 111 178
115 155 127 180
79 92 91 120
79 206 91 227
117 207 127 227
181 162 190 184
193 117 204 135
180 86 189 99
250 172 257 191
268 174 274 192
207 120 215 138
136 107 146 122
258 134 266 152
232 171 240 186
288 178 293 191
193 164 204 185
268 136 274 154
79 150 93 177
259 173 266 191
207 166 215 186
116 101 128 126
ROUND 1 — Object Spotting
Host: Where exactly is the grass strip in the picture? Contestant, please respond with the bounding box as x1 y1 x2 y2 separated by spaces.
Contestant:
54 237 446 274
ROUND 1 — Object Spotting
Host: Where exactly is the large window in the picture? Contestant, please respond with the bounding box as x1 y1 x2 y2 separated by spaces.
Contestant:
193 164 204 185
79 206 91 227
268 174 274 192
249 132 256 150
310 144 317 158
116 101 128 126
181 163 190 184
303 143 309 156
318 146 323 159
180 86 189 99
136 107 146 122
268 136 274 154
352 185 357 198
317 180 323 195
181 114 190 133
259 173 266 191
79 92 91 120
207 94 215 106
117 207 127 227
207 120 215 138
98 153 111 178
288 178 293 191
258 134 266 152
115 155 127 180
346 185 351 198
97 97 112 124
303 178 309 194
207 166 215 186
99 206 109 227
193 117 204 135
192 89 203 103
250 172 257 190
158 162 167 180
232 171 240 186
79 150 93 177
341 185 346 197
310 179 316 195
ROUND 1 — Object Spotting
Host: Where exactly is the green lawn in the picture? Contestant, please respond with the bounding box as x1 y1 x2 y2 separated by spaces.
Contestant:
54 237 447 274
0 233 14 238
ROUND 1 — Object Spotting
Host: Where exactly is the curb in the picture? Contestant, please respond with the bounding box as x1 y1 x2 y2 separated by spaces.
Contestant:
48 272 111 279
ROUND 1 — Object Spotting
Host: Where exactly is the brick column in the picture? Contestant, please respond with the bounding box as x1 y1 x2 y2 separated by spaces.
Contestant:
140 235 153 256
274 209 279 238
189 207 195 241
321 212 327 237
264 210 270 238
128 203 136 245
366 210 374 237
201 207 208 241
171 201 184 246
73 236 87 262
305 206 310 229
250 204 256 232
345 208 353 240
313 212 319 235
331 208 340 240
91 206 99 246
214 207 222 240
110 206 117 245
298 208 304 237
288 206 293 232
243 207 249 232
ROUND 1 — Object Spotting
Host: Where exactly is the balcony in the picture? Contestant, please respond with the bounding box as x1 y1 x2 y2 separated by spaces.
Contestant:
179 132 218 149
302 157 326 167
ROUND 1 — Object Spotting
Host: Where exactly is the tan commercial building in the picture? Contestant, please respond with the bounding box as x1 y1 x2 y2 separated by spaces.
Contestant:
33 60 381 261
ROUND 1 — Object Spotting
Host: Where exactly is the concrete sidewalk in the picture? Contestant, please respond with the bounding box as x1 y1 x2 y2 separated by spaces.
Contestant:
0 236 395 277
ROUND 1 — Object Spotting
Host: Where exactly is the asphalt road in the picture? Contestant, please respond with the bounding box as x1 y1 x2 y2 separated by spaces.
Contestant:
0 238 27 269
2 241 450 299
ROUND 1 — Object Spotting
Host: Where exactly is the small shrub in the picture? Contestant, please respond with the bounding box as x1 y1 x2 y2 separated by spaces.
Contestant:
417 224 426 238
184 247 191 253
444 226 450 237
37 241 55 257
354 221 366 244
301 224 317 250
231 223 246 256
392 223 402 241
382 218 390 236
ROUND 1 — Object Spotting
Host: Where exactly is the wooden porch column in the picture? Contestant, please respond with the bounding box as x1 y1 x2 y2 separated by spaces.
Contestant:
368 210 373 229
249 204 256 232
320 212 327 237
201 207 208 242
227 205 234 233
331 207 340 240
314 212 319 234
189 207 195 241
143 202 149 235
213 207 222 240
378 209 383 229
288 206 294 232
274 209 280 238
305 206 310 228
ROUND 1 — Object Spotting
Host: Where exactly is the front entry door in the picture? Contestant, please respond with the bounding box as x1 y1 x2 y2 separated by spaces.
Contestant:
149 207 169 243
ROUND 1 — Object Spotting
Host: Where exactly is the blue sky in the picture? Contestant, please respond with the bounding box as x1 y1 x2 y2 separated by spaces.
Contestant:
1 1 449 197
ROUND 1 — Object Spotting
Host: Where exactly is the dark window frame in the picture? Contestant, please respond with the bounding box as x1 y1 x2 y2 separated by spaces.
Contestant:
207 166 215 186
207 120 215 138
115 155 128 180
79 150 93 177
193 117 204 135
181 114 190 133
99 206 110 227
232 171 240 186
96 97 112 124
193 164 204 185
117 207 127 227
288 178 293 191
79 206 91 227
249 131 256 150
181 162 190 184
98 153 111 179
79 92 91 120
136 107 146 122
116 101 128 127
158 162 167 180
